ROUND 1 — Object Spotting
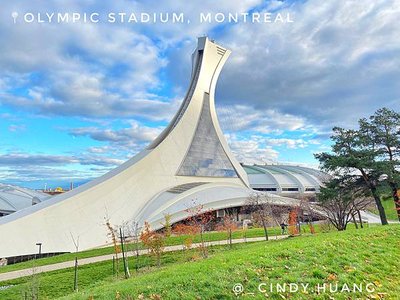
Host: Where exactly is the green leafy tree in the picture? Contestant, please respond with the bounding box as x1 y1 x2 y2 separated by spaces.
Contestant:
359 108 400 221
315 127 388 225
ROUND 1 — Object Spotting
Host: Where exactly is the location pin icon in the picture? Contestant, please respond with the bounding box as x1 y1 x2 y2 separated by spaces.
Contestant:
12 12 18 24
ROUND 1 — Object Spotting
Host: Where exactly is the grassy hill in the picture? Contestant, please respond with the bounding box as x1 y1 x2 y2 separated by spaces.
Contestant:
1 224 397 299
0 226 286 275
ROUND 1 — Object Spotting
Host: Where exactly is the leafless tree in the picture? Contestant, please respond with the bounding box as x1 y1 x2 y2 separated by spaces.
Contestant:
243 193 273 241
185 199 215 258
70 233 80 291
104 217 120 276
126 220 142 273
269 205 289 226
298 196 321 234
317 179 372 231
25 253 40 299
216 215 237 248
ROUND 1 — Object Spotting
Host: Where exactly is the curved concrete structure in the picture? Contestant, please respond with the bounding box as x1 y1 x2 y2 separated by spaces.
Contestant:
0 184 49 216
243 164 328 194
0 37 267 258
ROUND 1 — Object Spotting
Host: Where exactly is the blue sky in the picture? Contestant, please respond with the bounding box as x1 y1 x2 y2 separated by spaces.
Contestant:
0 0 399 189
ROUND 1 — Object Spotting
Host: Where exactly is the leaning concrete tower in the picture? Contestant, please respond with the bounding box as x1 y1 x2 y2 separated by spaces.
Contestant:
0 37 253 258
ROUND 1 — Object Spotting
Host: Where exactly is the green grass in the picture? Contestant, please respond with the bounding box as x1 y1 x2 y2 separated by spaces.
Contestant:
370 195 399 221
0 226 289 275
371 197 399 221
1 225 398 299
0 223 362 275
0 243 259 299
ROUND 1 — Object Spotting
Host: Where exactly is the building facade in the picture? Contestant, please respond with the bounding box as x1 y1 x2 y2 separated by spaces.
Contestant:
0 37 305 258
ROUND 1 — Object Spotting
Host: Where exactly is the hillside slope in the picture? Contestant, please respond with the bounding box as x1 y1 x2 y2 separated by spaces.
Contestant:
62 225 399 300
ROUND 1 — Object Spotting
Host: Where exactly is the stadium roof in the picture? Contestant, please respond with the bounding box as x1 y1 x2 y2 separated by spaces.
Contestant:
243 164 328 193
0 184 49 215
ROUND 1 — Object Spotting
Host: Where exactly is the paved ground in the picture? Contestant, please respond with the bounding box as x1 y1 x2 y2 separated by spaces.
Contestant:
360 210 399 224
0 235 287 282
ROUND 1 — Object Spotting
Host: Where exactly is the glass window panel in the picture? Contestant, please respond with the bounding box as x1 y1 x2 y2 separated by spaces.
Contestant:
177 93 238 178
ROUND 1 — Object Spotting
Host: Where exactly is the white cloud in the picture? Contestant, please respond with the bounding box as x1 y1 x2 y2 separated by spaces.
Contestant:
69 120 163 147
0 0 399 183
216 0 400 129
0 0 265 120
1 0 398 126
0 152 124 168
218 104 306 133
0 9 171 118
226 133 279 164
267 138 308 149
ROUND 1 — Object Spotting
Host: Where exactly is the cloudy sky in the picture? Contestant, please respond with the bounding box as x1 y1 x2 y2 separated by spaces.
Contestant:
0 0 399 189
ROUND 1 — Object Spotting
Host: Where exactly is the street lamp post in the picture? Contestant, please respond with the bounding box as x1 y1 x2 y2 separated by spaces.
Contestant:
36 243 42 257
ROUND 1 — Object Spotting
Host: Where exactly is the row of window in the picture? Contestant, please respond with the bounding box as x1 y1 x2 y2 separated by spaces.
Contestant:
253 187 317 192
253 188 277 192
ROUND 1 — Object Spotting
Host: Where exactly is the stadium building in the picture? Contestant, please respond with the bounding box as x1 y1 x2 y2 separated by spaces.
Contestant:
244 164 328 195
0 37 323 258
0 184 49 217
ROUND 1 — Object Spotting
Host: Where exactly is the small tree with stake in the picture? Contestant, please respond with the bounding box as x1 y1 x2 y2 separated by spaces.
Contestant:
185 200 214 258
119 227 130 278
217 215 237 248
127 220 141 273
140 222 165 267
298 196 319 234
70 233 79 291
243 193 272 241
267 204 290 236
172 223 198 251
104 218 121 277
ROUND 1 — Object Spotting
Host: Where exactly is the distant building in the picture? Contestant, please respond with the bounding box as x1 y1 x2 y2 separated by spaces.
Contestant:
0 184 50 217
42 186 67 196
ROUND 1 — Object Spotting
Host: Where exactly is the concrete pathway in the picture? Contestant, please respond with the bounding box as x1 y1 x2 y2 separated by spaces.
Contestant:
0 235 287 282
360 210 399 224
